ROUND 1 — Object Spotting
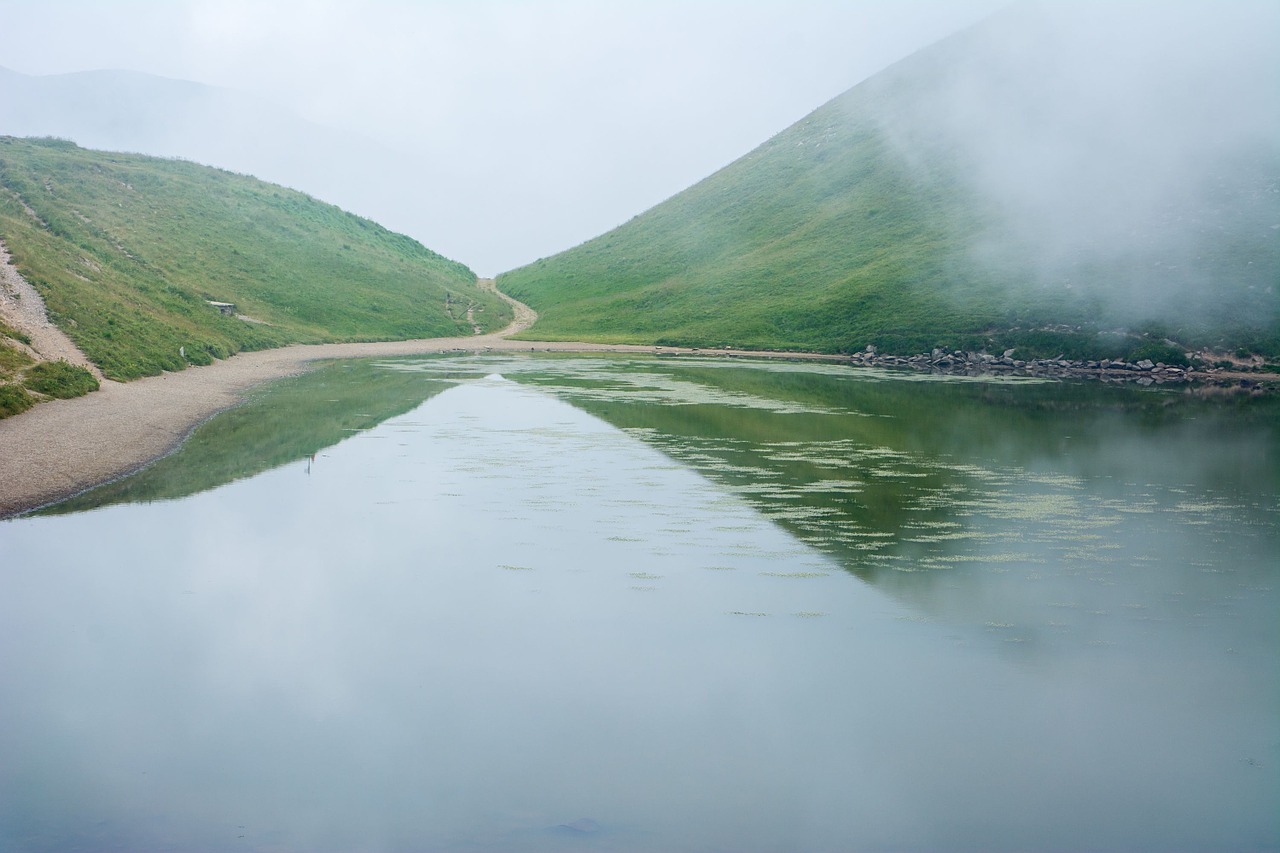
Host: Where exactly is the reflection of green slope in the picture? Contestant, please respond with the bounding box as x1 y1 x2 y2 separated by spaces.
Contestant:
540 361 1280 592
547 367 1025 581
43 359 450 513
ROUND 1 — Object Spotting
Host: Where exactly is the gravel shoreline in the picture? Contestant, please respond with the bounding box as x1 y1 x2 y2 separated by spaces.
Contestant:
3 331 1273 518
0 332 670 518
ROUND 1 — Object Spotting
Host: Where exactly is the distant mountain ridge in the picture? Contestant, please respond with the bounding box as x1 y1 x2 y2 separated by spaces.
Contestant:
498 3 1280 360
0 65 468 270
0 64 382 190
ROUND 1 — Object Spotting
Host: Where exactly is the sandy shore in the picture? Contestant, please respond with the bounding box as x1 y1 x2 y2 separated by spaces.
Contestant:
0 273 608 516
1 266 841 517
0 321 823 518
4 273 1267 517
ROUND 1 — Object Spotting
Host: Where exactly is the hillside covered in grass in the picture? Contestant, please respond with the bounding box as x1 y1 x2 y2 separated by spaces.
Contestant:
0 137 508 383
0 333 98 418
498 4 1279 361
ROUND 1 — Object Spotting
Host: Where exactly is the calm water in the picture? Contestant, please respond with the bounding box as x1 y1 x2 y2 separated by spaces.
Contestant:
2 354 1277 852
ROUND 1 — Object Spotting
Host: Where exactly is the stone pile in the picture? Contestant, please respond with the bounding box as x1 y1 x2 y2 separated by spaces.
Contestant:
845 346 1203 385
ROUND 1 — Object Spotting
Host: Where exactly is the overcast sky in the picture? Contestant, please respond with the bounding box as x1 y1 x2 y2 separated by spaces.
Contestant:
0 0 1006 274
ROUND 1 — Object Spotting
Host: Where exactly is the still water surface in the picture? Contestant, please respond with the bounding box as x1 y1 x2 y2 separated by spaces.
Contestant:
2 354 1277 852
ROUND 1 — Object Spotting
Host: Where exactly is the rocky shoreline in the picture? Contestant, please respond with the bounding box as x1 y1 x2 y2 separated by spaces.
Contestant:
840 346 1279 391
2 335 1275 518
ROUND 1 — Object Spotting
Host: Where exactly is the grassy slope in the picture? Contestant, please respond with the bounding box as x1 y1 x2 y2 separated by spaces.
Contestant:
1 309 101 416
498 22 1279 360
0 137 510 381
0 319 36 416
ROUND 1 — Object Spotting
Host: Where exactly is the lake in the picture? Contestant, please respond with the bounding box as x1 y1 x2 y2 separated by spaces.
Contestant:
2 354 1277 852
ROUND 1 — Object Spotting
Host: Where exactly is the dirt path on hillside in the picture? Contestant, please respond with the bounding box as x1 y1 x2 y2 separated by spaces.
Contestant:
0 241 104 379
2 271 1269 518
0 273 758 517
479 277 539 335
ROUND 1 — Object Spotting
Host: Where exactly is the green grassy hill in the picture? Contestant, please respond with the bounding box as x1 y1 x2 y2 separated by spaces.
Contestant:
498 7 1279 361
0 137 509 390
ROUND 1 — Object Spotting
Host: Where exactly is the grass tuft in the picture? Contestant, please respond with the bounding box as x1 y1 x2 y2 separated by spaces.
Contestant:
22 360 99 399
0 382 34 417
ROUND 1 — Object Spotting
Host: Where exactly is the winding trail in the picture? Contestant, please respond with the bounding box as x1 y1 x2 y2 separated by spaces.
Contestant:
0 277 840 517
478 276 538 335
10 273 1254 518
1 241 104 379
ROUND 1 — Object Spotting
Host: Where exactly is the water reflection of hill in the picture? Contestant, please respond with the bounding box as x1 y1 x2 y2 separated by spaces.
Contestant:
42 359 451 514
43 352 1279 640
536 360 1279 636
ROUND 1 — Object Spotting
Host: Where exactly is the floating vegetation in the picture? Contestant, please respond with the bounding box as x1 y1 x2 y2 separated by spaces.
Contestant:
905 519 963 530
792 611 828 618
869 467 932 479
903 531 983 543
795 479 864 493
1025 473 1086 489
727 611 770 617
760 571 829 578
392 354 850 414
318 353 1280 670
498 564 535 571
1174 499 1243 516
763 507 843 522
919 553 1040 565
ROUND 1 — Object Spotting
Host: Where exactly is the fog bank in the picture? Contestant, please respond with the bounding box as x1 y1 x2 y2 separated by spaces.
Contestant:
874 1 1279 334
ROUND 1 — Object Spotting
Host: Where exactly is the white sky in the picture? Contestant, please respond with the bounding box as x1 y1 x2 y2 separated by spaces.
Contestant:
0 0 1006 274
